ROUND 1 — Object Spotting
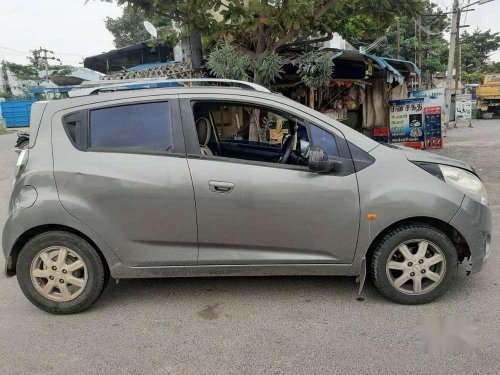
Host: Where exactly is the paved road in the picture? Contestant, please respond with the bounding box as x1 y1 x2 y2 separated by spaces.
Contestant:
0 121 499 374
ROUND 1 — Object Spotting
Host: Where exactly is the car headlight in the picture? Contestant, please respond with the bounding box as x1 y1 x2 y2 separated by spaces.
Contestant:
440 165 488 206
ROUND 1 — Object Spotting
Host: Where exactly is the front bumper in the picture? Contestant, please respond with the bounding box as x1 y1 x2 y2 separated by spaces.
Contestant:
449 196 492 273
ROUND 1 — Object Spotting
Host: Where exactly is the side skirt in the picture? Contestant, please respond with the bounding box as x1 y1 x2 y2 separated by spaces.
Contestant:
110 263 352 279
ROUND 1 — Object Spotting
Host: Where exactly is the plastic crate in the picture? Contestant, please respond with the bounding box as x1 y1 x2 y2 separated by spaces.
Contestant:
0 99 36 127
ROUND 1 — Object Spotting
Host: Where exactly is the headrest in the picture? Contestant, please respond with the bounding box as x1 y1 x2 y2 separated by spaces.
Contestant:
196 117 211 146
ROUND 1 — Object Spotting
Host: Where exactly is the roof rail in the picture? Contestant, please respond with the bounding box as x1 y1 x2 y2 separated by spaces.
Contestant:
68 78 271 97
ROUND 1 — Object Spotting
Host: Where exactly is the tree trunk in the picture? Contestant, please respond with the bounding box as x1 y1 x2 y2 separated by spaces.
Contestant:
253 0 268 84
181 32 203 69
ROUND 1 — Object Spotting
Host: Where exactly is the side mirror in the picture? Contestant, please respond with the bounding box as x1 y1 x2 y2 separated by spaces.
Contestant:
308 145 341 173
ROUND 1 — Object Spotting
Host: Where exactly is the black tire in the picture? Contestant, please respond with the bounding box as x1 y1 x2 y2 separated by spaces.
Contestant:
17 231 108 314
476 110 483 119
17 140 29 150
370 223 458 304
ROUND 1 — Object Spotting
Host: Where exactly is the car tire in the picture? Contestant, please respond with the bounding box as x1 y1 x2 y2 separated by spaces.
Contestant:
16 231 108 314
370 223 458 304
17 140 29 150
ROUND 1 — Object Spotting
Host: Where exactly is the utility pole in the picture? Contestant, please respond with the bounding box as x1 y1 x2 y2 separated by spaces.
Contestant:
43 49 49 82
30 48 61 83
396 18 401 59
418 15 423 87
455 9 461 91
445 0 459 123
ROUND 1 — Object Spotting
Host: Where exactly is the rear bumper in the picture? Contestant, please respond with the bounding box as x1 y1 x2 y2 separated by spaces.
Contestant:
449 196 492 274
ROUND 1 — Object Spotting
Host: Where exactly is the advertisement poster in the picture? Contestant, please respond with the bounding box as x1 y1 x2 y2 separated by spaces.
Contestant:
455 94 472 121
424 106 443 149
410 88 446 115
389 98 425 149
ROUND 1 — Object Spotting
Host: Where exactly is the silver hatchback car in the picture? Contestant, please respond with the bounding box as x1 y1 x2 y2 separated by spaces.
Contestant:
3 80 492 314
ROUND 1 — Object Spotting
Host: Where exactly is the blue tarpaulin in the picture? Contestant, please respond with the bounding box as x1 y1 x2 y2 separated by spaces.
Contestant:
363 53 405 84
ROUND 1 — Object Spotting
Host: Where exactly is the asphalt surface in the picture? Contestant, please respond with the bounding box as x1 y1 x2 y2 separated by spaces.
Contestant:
0 120 499 374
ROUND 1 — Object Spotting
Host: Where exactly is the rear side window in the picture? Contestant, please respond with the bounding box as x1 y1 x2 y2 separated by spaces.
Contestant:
89 102 172 152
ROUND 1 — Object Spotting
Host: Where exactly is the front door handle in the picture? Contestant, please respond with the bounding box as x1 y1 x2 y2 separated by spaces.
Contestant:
208 180 235 193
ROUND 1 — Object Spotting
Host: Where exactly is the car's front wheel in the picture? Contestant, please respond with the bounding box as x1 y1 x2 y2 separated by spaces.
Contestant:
371 223 458 304
16 231 108 314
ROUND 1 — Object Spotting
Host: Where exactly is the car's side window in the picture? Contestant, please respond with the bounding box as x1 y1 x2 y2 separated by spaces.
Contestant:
191 101 310 167
88 102 173 152
309 124 339 157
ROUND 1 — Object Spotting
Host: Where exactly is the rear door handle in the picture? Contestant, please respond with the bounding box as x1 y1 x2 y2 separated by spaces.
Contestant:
208 181 235 193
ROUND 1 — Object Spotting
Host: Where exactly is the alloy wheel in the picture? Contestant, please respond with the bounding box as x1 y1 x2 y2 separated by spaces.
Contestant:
385 239 446 295
30 246 88 302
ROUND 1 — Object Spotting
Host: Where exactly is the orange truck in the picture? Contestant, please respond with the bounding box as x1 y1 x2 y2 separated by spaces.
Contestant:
476 74 500 119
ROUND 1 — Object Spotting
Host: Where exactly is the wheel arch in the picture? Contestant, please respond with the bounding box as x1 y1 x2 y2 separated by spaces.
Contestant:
6 224 110 278
365 216 471 267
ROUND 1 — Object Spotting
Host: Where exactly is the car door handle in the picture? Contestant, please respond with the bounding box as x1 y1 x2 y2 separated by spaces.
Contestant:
208 181 235 193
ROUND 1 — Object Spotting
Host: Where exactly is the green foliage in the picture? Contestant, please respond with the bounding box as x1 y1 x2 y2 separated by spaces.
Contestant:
4 62 41 83
485 62 500 73
251 51 286 88
461 29 500 84
294 51 334 89
207 43 334 89
256 115 274 143
363 1 449 77
207 43 251 80
104 0 424 86
52 65 75 76
4 49 74 95
107 0 424 59
105 5 152 48
6 62 74 84
0 91 13 99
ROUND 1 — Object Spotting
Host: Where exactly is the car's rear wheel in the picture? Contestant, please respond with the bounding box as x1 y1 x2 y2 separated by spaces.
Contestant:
371 223 458 304
16 140 29 150
17 231 107 314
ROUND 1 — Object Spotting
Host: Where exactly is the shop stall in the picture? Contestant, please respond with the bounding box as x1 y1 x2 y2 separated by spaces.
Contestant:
273 49 420 146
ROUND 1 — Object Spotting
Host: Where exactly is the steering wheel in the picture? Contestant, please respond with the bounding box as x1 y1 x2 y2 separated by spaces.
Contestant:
279 134 294 164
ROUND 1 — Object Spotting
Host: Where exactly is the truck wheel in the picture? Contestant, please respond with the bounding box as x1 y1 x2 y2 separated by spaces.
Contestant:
371 223 458 304
16 231 108 314
483 112 494 119
477 110 483 119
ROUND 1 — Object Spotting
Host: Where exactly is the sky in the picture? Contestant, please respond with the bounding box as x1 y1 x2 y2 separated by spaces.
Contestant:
0 0 499 67
0 0 122 66
436 0 500 59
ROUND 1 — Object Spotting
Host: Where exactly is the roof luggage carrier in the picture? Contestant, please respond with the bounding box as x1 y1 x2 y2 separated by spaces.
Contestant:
68 78 271 97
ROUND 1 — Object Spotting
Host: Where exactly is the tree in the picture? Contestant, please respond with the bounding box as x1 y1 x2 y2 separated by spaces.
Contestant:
361 1 449 85
105 5 166 48
461 29 500 84
3 49 74 93
103 0 425 83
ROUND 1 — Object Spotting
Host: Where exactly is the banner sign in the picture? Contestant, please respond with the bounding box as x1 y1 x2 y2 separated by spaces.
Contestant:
455 94 472 121
389 98 424 149
424 106 443 149
410 88 446 115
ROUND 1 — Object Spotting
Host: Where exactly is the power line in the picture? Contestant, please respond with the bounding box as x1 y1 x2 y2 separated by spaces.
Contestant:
0 45 85 59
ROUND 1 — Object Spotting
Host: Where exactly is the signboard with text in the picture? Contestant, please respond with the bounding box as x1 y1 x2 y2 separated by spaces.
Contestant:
455 94 472 121
389 98 425 149
410 88 446 115
424 106 443 149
